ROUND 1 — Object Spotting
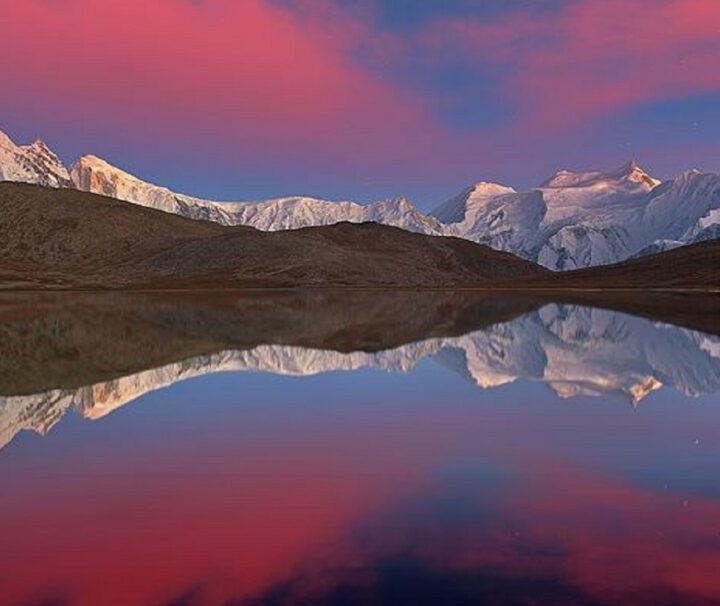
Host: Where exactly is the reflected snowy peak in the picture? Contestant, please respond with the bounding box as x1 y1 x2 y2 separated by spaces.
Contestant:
2 303 719 451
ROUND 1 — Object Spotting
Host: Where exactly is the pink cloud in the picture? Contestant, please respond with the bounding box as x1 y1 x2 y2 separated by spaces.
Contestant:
422 0 720 132
0 0 716 191
0 0 448 171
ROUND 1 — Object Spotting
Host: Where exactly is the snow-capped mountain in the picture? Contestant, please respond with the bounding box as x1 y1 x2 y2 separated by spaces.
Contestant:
640 169 720 246
70 154 443 234
227 194 442 234
1 128 719 269
2 304 719 451
431 160 720 269
0 130 72 188
431 181 517 224
70 155 239 224
73 152 717 269
61 155 720 269
433 160 692 270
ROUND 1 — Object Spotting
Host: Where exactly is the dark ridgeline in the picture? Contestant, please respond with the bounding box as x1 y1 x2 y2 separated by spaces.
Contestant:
539 239 720 290
0 183 544 289
0 181 717 292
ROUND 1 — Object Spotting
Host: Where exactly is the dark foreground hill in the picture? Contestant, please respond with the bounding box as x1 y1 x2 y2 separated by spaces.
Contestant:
0 182 717 291
543 239 720 290
0 183 545 289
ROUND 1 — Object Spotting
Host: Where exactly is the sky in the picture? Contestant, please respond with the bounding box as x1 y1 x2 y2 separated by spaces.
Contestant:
1 0 719 207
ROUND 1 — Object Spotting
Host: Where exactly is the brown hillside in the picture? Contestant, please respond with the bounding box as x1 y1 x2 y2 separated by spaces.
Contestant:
542 240 720 290
0 182 546 289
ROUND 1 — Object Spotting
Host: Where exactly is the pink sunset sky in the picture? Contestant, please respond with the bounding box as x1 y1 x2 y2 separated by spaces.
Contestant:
1 0 718 205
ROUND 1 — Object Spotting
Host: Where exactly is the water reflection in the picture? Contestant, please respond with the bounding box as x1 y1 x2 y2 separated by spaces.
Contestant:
2 295 719 451
1 292 720 605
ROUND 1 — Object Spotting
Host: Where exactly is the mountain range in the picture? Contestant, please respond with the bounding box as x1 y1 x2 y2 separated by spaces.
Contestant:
2 129 719 269
3 303 719 452
0 182 546 289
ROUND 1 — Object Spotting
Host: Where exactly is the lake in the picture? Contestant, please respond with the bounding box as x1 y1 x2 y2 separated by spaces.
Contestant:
1 292 719 606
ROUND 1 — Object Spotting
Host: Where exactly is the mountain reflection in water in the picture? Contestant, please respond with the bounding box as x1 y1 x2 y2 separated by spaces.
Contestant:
2 293 719 451
1 291 720 606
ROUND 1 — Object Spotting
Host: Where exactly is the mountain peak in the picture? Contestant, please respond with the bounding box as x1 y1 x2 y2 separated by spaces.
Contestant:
541 167 596 188
613 159 660 188
30 138 50 151
73 154 120 171
623 158 642 172
0 129 72 188
0 129 15 148
69 154 167 204
541 160 659 190
70 155 150 188
471 181 516 196
429 181 516 225
384 196 413 209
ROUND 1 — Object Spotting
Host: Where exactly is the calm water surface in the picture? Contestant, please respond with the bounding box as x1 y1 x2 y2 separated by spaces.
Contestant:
1 293 719 605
